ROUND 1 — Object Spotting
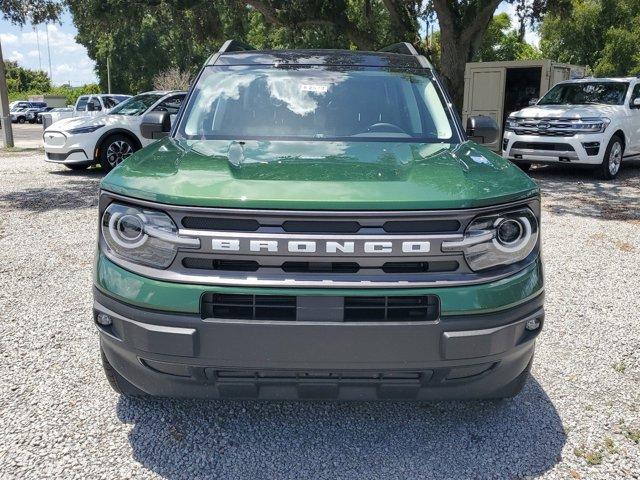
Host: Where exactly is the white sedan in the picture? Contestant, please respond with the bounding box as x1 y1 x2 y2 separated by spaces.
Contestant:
43 91 186 171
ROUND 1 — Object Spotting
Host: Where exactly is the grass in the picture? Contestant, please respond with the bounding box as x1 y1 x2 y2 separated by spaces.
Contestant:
613 361 627 373
574 445 604 465
623 427 640 444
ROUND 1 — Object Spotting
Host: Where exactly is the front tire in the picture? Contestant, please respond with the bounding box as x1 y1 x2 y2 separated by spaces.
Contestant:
99 134 137 172
598 135 623 180
18 117 25 124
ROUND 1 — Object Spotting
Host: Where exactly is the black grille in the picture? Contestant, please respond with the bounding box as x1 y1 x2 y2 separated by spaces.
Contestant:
183 258 259 271
344 296 439 322
382 261 459 273
201 294 440 322
281 262 360 273
282 221 360 233
512 142 575 151
182 216 259 231
202 293 297 321
383 219 460 233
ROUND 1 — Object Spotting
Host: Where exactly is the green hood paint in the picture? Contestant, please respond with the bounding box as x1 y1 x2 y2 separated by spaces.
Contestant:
101 137 538 210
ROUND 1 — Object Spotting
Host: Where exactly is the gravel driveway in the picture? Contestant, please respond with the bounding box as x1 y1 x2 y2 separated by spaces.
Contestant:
0 151 638 480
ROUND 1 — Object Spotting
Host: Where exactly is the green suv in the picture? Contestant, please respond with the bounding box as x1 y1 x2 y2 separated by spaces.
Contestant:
94 41 544 400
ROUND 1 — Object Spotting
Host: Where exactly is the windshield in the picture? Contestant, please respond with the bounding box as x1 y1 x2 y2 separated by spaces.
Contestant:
538 82 629 106
178 66 456 142
109 93 163 116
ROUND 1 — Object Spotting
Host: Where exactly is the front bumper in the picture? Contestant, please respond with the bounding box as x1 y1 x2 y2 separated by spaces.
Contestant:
43 130 95 165
94 256 544 400
502 131 607 165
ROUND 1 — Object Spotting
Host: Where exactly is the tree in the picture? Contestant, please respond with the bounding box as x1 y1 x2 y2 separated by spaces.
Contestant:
476 13 541 62
4 61 51 92
152 68 192 90
67 1 565 110
540 0 640 76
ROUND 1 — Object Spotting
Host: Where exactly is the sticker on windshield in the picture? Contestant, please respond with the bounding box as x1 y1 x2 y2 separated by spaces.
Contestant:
300 84 329 94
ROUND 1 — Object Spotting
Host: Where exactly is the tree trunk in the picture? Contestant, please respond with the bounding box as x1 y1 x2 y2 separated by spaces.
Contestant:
437 32 470 113
432 0 502 113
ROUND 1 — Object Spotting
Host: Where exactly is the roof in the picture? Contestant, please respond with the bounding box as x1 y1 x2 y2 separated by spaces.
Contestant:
559 77 637 83
211 49 427 69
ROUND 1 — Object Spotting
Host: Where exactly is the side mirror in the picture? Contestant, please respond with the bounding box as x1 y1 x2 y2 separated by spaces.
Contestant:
466 116 499 145
528 98 539 106
631 98 640 108
141 111 171 139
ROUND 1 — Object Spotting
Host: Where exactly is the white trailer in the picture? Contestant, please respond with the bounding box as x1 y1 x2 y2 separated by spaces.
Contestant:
462 60 586 151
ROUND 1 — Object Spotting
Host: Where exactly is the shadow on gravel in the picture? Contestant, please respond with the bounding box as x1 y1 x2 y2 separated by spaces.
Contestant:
117 377 565 480
0 174 101 212
529 159 640 223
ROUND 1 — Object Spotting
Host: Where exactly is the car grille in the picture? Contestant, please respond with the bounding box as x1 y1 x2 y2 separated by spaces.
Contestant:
170 208 473 287
201 293 440 322
100 193 539 288
511 142 575 152
511 117 577 137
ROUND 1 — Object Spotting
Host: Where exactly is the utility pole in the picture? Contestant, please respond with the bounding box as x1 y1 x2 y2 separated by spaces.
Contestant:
0 37 15 148
35 25 42 71
45 23 52 81
107 57 111 93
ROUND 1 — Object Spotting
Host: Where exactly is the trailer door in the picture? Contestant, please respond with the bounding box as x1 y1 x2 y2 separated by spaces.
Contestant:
463 67 505 151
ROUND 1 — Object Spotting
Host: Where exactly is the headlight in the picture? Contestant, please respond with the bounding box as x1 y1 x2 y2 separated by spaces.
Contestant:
442 207 539 271
572 117 610 133
101 203 199 268
67 124 105 134
504 117 519 131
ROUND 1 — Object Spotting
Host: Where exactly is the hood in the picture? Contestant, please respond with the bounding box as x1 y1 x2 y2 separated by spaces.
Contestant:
514 104 621 119
47 114 107 131
100 138 538 210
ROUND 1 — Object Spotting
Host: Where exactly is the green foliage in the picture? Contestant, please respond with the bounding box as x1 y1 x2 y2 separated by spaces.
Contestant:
476 13 541 62
8 83 101 105
540 0 640 75
4 61 51 92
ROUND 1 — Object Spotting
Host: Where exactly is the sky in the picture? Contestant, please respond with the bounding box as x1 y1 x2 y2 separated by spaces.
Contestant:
0 11 97 86
0 2 540 88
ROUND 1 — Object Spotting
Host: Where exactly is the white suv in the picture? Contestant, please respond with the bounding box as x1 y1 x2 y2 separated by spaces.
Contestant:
503 77 640 179
43 91 185 172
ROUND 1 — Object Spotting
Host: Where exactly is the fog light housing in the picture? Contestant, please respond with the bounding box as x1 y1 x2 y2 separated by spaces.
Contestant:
96 312 112 326
525 317 541 331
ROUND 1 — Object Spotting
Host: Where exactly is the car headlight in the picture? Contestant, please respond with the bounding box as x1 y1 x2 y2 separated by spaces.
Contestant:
442 207 539 271
504 117 519 131
101 203 199 268
67 124 105 134
572 117 610 133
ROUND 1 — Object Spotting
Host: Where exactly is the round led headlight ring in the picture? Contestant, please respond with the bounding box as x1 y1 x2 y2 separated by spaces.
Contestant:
492 216 531 253
108 211 148 249
496 218 523 245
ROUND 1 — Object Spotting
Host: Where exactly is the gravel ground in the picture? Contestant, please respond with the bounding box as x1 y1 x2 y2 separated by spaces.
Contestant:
0 151 638 480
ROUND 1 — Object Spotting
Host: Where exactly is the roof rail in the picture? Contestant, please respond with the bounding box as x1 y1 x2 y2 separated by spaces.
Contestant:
378 42 433 69
378 42 420 57
219 39 255 54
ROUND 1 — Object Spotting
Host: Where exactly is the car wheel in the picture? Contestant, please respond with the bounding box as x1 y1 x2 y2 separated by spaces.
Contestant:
99 134 137 172
101 348 147 397
65 164 88 171
18 117 25 124
598 135 623 180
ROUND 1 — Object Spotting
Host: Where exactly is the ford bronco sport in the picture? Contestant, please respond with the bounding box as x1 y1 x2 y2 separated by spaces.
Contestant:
94 41 544 400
